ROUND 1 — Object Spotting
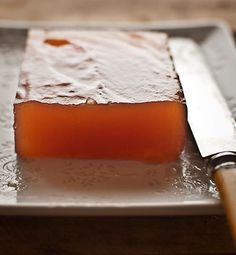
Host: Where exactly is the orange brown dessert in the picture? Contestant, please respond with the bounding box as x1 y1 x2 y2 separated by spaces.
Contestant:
14 30 186 162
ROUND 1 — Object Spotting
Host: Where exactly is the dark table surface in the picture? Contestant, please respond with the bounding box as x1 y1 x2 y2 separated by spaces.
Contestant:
0 215 234 255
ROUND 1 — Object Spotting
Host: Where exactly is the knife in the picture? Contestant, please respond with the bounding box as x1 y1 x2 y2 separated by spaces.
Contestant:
170 38 236 243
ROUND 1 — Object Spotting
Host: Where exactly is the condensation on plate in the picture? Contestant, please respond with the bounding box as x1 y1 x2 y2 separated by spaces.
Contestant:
0 30 219 205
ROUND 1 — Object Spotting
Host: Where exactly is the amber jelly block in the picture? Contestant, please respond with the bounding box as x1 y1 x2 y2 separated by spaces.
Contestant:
14 30 186 162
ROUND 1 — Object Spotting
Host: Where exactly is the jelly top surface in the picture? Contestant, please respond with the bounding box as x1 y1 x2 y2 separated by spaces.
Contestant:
15 29 183 105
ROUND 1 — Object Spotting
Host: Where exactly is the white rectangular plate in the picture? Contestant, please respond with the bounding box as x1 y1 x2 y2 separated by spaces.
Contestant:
1 20 235 216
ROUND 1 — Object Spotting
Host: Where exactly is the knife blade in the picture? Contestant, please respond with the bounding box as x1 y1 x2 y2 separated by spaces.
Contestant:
170 38 236 157
170 38 236 245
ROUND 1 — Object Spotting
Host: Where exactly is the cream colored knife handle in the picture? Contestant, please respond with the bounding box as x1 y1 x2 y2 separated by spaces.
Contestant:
214 166 236 245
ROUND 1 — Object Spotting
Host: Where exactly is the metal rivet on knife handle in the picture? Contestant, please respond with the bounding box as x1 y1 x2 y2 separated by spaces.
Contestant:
209 152 236 175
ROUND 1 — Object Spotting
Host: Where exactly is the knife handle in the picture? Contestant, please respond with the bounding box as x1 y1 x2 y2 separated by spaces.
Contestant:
214 169 236 243
212 153 236 245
